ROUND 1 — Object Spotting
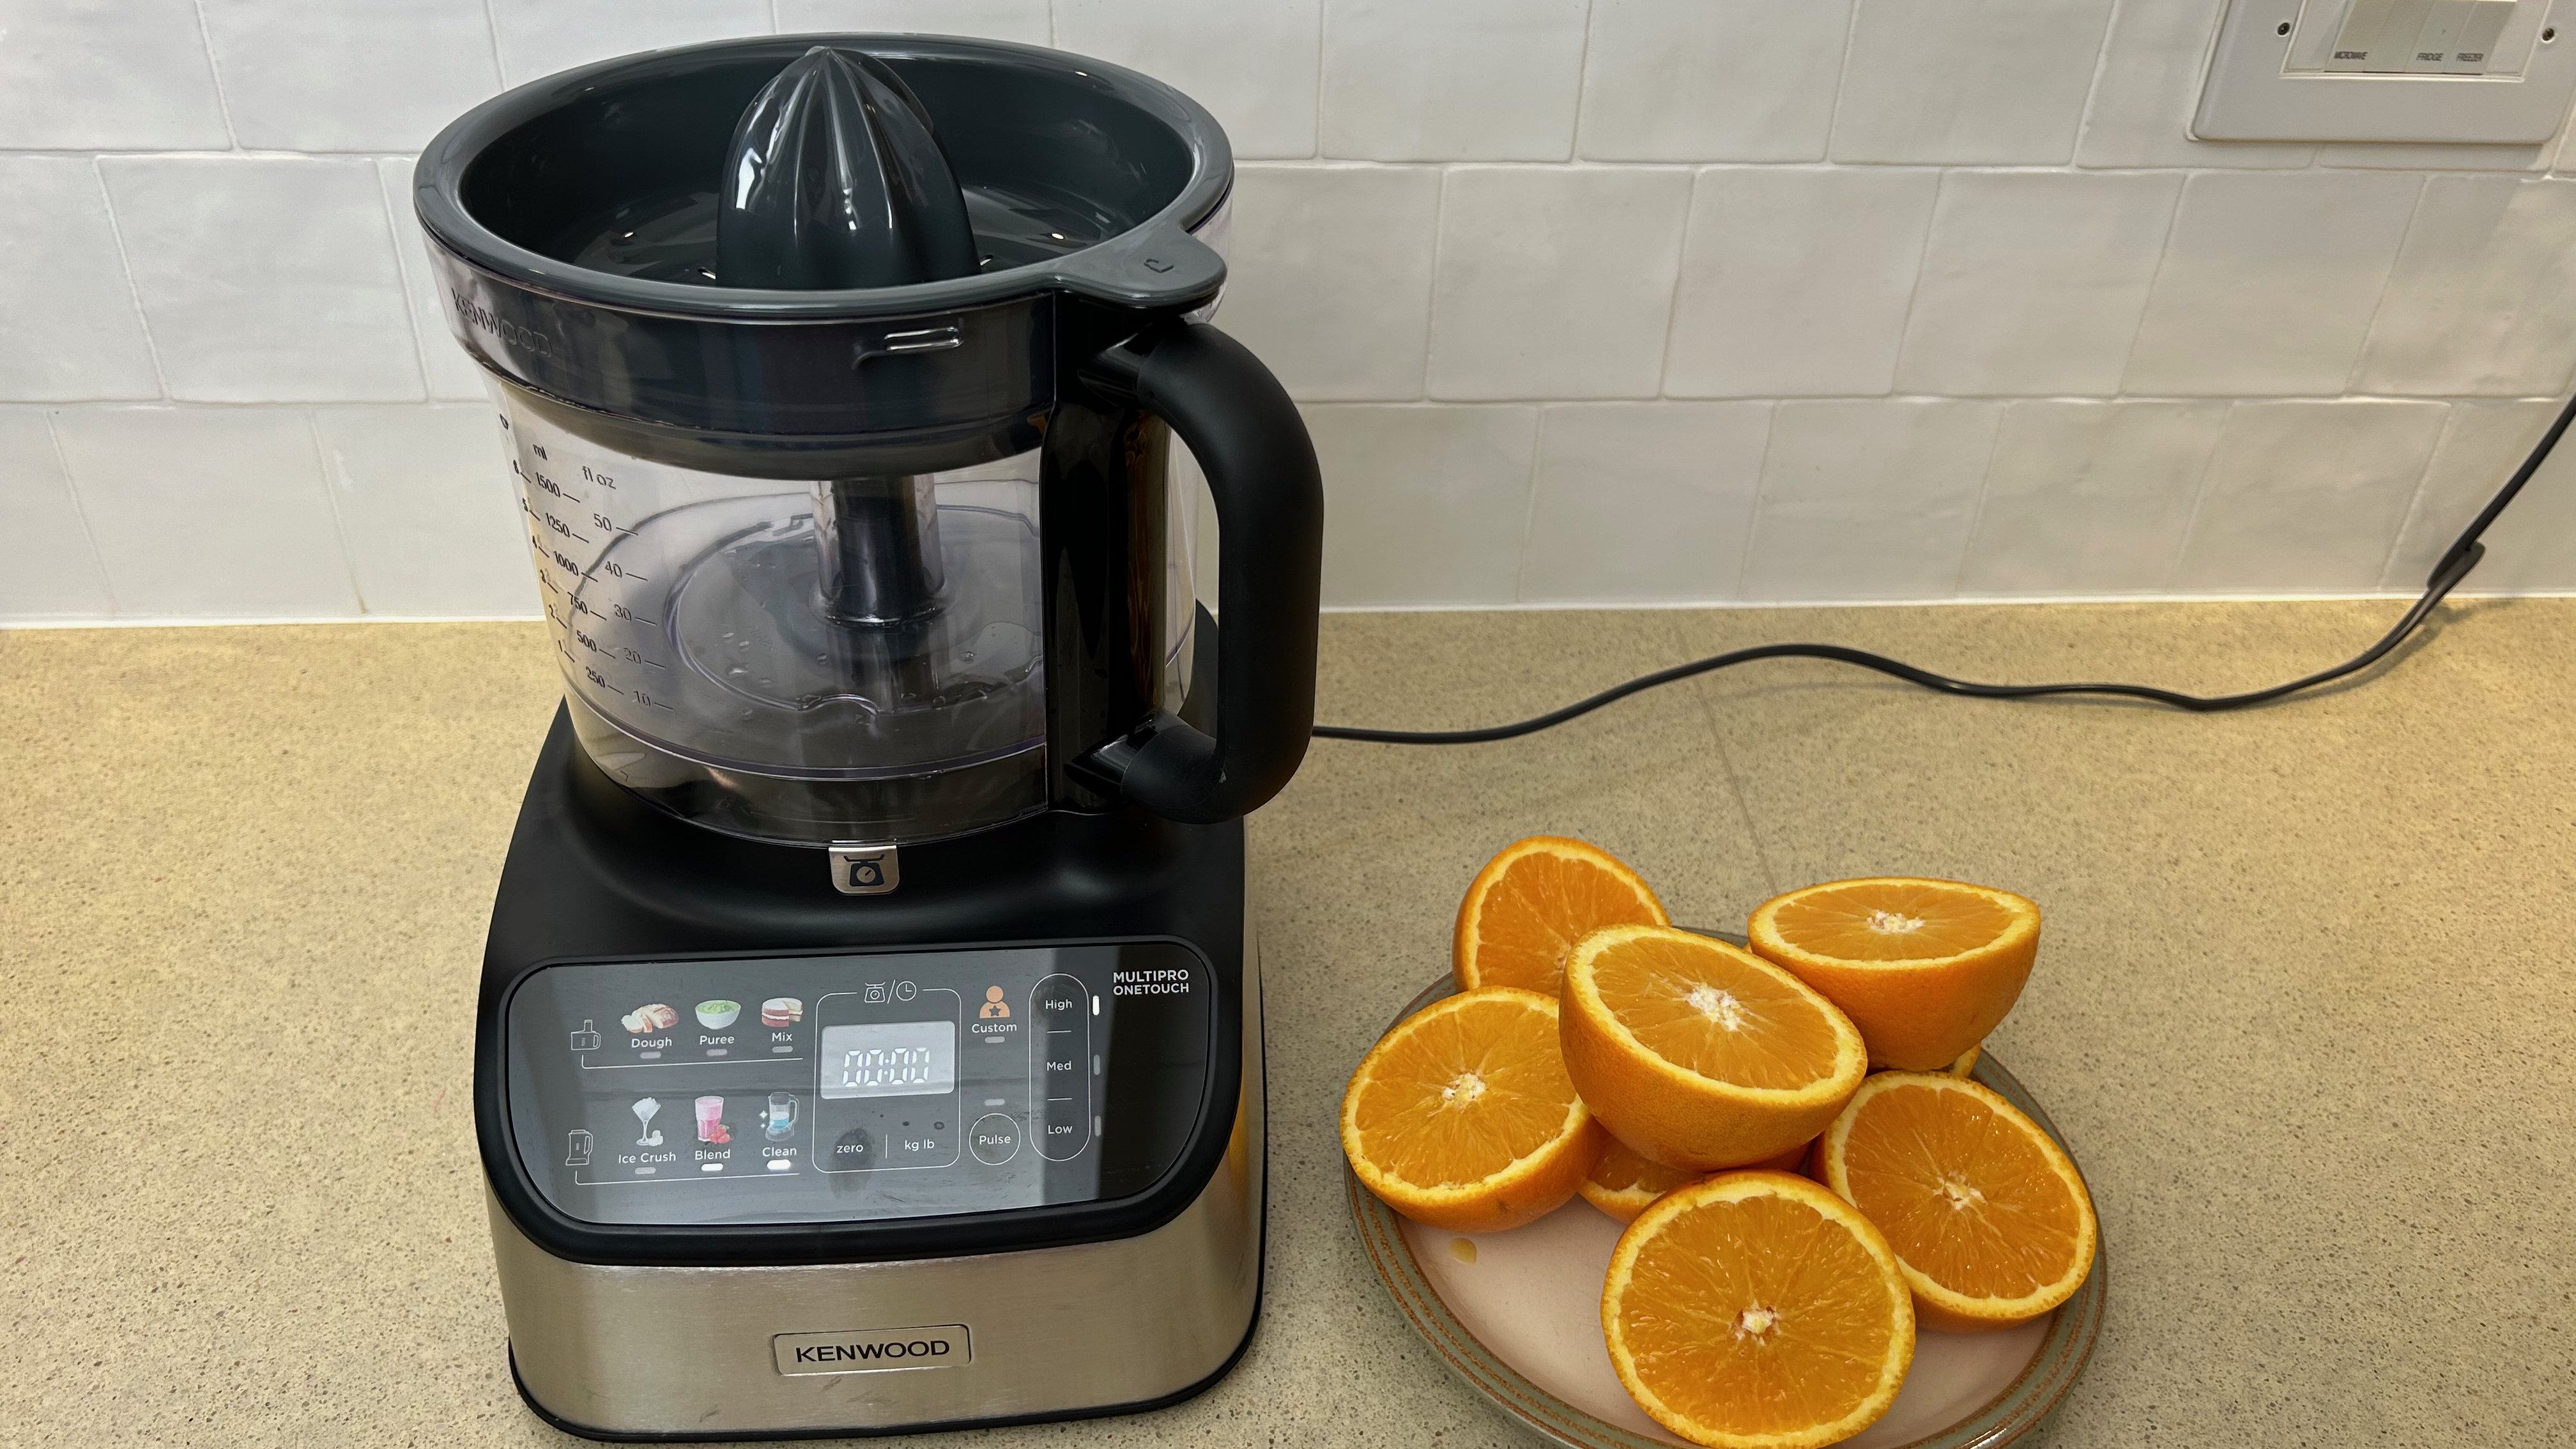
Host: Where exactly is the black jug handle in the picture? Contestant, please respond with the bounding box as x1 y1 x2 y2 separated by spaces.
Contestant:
1075 322 1322 825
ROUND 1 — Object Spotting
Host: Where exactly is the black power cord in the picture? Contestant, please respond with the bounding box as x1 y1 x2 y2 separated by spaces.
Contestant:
1313 389 2576 746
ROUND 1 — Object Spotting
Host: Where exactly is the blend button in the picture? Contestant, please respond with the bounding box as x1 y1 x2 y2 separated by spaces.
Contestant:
969 1113 1020 1165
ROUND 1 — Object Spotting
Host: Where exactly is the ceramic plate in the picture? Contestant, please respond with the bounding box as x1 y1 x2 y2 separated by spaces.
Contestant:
1347 972 2106 1449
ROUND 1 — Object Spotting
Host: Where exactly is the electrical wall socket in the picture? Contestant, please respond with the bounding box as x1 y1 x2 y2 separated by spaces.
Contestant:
2195 0 2576 141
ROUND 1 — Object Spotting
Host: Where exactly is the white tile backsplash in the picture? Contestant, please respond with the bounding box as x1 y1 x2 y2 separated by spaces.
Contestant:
773 0 1050 43
101 158 425 404
1055 0 1319 159
375 157 493 403
1304 404 1538 604
1576 0 1852 163
1743 399 2003 601
0 0 231 150
1321 0 1589 161
2076 0 2312 170
1832 0 2117 165
2124 171 2423 397
487 0 771 84
0 410 113 617
52 407 360 618
0 158 162 402
1664 167 1940 399
1897 170 2181 397
1427 167 1692 401
1217 165 1439 401
13 1 2576 622
2175 400 2450 594
2356 176 2576 399
312 406 534 617
1521 403 1772 602
199 0 500 152
1961 400 2227 595
2383 400 2576 591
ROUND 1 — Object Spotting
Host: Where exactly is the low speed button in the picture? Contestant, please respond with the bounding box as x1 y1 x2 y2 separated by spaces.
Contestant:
969 1113 1020 1165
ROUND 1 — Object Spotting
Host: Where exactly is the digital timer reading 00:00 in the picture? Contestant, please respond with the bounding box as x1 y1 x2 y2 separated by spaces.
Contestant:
817 1020 959 1100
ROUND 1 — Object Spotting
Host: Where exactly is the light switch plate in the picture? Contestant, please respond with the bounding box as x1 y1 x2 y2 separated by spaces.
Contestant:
2195 0 2576 141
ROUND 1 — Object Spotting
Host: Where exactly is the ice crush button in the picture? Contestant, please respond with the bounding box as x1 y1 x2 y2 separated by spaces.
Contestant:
774 1325 970 1377
969 1112 1020 1165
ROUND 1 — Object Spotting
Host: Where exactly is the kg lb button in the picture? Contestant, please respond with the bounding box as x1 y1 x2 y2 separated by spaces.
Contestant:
969 1113 1020 1165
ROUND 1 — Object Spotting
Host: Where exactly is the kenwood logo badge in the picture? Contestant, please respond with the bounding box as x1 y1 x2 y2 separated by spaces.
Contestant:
773 1326 970 1376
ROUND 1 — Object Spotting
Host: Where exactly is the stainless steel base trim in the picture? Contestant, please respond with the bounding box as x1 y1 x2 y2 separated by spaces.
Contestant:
495 931 1264 1439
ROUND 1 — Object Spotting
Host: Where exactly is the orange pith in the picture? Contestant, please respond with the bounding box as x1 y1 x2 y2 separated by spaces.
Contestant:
1341 987 1603 1233
1603 1172 1914 1449
1453 836 1667 993
1820 1072 2097 1333
1561 926 1866 1172
1749 878 2039 1071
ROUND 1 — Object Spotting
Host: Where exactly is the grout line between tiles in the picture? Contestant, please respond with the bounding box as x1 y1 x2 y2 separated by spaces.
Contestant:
1728 401 1782 602
1657 611 1781 901
2341 172 2435 395
2375 399 2478 590
186 0 243 152
89 160 174 403
299 410 372 615
40 410 120 617
480 0 510 86
1565 0 1597 165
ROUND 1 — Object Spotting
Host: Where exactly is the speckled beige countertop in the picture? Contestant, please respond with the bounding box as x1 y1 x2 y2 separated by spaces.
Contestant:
6 600 2574 1446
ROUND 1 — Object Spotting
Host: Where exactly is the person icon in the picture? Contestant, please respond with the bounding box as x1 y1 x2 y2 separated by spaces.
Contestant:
979 986 1012 1020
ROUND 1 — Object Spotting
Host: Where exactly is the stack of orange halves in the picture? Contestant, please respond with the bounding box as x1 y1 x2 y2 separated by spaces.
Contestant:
1341 837 2100 1449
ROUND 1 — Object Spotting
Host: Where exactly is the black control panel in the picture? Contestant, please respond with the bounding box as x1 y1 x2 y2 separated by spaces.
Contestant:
502 942 1214 1227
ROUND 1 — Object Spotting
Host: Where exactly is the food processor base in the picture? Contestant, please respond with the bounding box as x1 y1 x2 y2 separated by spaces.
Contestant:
478 710 1266 1439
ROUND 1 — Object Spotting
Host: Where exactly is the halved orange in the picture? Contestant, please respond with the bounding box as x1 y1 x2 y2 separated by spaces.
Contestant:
1818 1072 2097 1333
1561 925 1866 1172
1582 1135 1813 1223
1946 1044 1982 1078
1580 1137 1701 1224
1749 878 2040 1071
1341 987 1604 1232
1604 1171 1915 1449
1454 836 1667 994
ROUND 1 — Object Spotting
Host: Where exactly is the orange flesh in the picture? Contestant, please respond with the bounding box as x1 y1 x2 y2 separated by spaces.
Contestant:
1347 995 1581 1188
1590 934 1846 1091
1768 883 2016 962
1616 1192 1903 1435
1591 1137 1698 1197
1837 1084 2084 1299
1469 850 1663 990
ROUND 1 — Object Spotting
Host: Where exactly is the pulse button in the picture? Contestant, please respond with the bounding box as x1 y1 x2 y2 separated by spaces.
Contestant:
969 1113 1020 1165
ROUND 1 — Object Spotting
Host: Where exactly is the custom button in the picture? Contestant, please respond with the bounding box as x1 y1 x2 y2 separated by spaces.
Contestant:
969 1113 1020 1165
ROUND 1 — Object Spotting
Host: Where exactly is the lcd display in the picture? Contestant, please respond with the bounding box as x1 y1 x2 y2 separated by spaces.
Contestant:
818 1020 957 1099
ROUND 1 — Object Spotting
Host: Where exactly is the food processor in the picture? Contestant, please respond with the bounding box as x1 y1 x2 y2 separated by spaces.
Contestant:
417 33 1321 1439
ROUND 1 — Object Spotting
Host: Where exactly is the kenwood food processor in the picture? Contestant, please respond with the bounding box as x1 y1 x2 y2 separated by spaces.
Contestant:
417 34 1320 1439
